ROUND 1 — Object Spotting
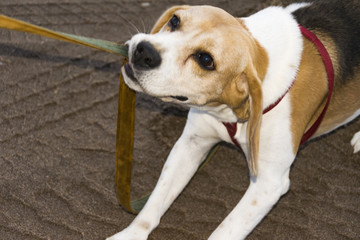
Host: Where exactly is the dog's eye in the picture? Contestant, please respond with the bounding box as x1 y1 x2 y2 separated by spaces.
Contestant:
168 15 180 31
195 52 215 70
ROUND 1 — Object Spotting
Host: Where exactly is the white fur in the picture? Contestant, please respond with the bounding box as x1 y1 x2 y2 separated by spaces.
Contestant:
123 33 187 98
337 109 360 153
242 7 303 111
285 2 312 13
351 131 360 153
195 104 238 123
209 93 294 239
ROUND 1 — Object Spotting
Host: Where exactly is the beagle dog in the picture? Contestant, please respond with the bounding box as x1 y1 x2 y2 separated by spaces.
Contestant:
108 1 360 239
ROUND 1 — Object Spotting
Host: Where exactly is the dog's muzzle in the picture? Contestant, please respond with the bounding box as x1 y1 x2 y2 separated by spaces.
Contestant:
125 40 188 103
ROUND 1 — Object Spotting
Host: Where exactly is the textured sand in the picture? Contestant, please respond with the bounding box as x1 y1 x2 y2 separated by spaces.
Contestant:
0 0 359 239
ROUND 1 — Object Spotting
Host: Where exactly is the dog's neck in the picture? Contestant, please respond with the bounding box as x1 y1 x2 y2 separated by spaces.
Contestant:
242 6 303 112
194 104 239 123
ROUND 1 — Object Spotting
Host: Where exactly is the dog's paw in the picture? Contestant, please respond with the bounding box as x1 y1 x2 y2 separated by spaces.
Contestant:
351 131 360 153
106 228 148 240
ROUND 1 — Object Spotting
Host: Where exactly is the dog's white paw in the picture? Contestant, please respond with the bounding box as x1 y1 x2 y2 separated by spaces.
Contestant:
351 131 360 153
106 227 148 240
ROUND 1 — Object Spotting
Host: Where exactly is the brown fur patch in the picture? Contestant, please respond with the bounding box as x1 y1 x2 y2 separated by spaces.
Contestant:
221 73 250 120
244 62 264 176
290 35 330 152
290 31 360 152
217 23 268 176
217 21 268 176
151 6 189 34
317 67 360 134
137 221 150 230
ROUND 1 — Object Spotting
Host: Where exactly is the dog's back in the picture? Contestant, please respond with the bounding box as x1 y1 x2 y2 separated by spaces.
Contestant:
293 0 360 83
292 0 360 134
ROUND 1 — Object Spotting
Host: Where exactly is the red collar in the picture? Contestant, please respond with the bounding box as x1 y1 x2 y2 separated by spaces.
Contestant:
223 25 334 147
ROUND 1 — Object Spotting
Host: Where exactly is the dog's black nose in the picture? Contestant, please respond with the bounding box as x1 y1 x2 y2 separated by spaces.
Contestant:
132 41 161 69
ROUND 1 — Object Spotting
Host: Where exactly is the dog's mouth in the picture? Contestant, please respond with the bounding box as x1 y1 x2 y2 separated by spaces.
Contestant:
124 62 138 82
124 62 189 103
170 96 188 102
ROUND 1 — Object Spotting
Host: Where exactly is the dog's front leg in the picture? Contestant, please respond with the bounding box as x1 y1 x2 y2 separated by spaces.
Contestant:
209 141 295 240
107 110 219 240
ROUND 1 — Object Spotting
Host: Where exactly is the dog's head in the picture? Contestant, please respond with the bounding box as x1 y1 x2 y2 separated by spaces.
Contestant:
122 6 268 175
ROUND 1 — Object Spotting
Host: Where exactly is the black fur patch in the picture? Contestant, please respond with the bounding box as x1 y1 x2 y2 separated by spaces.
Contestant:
293 0 360 82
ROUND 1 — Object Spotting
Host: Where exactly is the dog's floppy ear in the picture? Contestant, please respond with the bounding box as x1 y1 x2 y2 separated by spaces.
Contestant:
151 6 189 34
221 73 250 120
220 61 263 176
242 62 263 177
221 61 263 176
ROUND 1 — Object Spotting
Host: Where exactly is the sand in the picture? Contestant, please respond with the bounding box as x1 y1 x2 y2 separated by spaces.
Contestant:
0 0 359 239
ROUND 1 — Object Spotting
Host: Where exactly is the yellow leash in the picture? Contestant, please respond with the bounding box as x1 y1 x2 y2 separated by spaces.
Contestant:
0 15 127 56
0 14 218 214
115 61 150 213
